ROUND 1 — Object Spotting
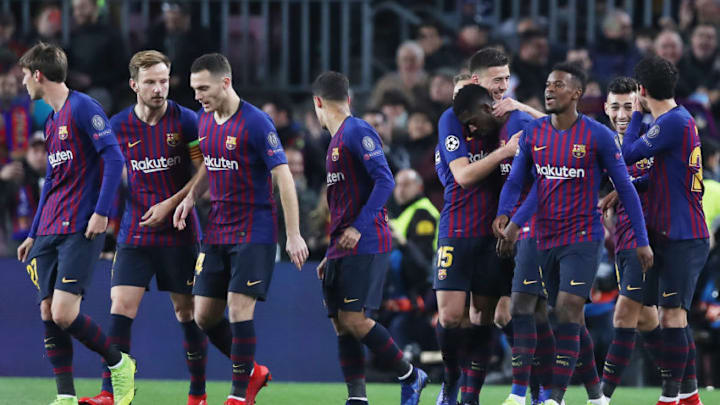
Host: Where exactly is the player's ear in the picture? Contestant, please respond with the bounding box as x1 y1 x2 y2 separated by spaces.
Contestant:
470 73 480 84
639 85 647 97
347 95 351 107
129 78 137 93
223 76 231 89
33 70 43 83
313 95 323 109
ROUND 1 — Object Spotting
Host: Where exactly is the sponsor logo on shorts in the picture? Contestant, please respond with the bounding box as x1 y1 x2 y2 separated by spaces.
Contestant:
569 280 586 286
626 285 641 291
61 277 77 283
662 291 678 298
246 280 262 287
343 297 359 304
523 279 538 285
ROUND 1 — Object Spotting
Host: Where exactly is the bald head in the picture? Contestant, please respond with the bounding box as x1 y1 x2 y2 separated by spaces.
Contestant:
394 169 423 205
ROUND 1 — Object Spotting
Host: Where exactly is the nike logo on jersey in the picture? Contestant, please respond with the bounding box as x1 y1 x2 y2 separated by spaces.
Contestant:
128 140 142 148
569 280 586 286
533 145 548 151
246 280 262 287
198 136 207 142
523 279 538 285
343 297 359 304
61 277 77 283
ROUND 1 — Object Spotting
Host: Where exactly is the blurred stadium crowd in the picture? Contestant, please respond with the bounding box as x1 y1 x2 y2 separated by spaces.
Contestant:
1 0 720 389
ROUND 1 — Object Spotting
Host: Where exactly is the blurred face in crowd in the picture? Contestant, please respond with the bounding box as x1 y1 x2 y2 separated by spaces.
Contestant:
429 75 454 104
545 70 581 114
163 7 189 33
190 70 229 113
394 169 423 206
602 11 632 41
286 149 305 180
131 63 169 110
691 25 717 61
567 48 593 72
407 112 433 141
21 68 43 100
654 31 683 65
473 65 510 102
397 45 423 75
362 112 392 144
72 0 98 26
262 102 289 128
0 72 18 103
27 142 47 172
37 6 62 38
417 26 441 55
519 36 549 65
605 91 636 135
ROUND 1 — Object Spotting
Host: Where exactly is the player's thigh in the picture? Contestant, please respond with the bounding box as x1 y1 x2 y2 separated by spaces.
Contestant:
227 291 257 322
55 232 105 297
556 241 601 302
616 249 648 305
110 285 146 318
471 237 511 298
193 295 227 329
26 235 60 304
111 244 155 290
612 294 644 328
436 289 468 327
433 238 473 292
511 237 546 299
228 243 276 301
657 238 709 310
50 289 83 326
538 247 561 307
469 293 498 325
322 253 389 317
192 244 231 299
153 244 199 294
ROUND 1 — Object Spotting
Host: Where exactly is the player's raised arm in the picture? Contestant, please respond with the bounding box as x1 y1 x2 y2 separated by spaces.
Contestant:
272 163 309 270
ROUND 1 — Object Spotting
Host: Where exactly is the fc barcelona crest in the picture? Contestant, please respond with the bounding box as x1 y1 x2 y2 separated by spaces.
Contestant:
226 136 237 150
438 269 447 281
331 147 340 161
572 144 586 158
58 126 68 140
166 132 180 147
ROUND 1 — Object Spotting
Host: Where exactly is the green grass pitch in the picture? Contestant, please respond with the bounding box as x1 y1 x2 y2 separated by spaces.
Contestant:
1 378 719 404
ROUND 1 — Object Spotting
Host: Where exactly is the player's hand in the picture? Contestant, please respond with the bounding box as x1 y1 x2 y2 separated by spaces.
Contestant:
286 233 309 270
496 237 515 258
492 97 520 117
492 215 509 238
139 199 174 227
173 195 194 230
17 237 34 262
602 207 616 232
316 256 327 280
636 245 654 272
632 91 643 113
598 190 619 212
502 221 522 244
338 226 361 250
85 213 108 240
0 161 24 182
503 131 521 158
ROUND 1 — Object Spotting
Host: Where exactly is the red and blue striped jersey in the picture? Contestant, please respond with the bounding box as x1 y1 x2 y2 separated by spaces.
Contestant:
621 108 709 240
437 107 502 238
111 100 200 246
198 100 287 245
499 115 649 250
614 130 653 252
325 116 394 259
37 91 120 235
500 110 535 240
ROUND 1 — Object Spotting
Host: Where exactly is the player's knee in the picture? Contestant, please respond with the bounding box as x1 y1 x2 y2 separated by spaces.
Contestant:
510 294 537 316
40 300 53 321
659 307 686 328
438 310 464 328
174 306 194 323
51 312 74 330
553 301 583 323
194 311 221 331
110 298 140 319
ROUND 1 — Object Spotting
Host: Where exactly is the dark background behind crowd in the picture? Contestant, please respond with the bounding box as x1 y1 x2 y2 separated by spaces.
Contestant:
1 0 720 389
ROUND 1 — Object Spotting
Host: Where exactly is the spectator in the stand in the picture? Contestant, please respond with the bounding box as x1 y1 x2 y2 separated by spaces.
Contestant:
262 97 324 190
427 69 455 119
511 28 550 105
0 55 32 164
416 22 460 72
703 137 720 183
362 109 409 173
635 28 657 57
67 0 127 112
380 168 439 349
591 9 642 87
0 131 46 253
378 89 411 136
276 148 318 260
0 12 27 58
370 40 429 110
677 24 720 109
456 23 490 61
654 29 684 66
23 4 63 46
404 109 436 170
145 1 214 108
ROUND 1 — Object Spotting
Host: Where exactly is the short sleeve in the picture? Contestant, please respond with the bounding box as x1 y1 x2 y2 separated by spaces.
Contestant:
438 109 468 164
73 96 118 151
346 125 392 176
251 113 287 169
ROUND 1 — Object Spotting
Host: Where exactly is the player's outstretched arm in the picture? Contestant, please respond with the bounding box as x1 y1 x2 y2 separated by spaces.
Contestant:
272 164 309 270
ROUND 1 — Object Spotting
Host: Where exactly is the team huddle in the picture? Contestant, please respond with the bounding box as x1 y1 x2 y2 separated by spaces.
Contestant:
13 40 708 405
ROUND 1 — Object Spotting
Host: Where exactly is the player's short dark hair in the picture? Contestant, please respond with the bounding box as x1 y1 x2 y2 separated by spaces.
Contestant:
551 61 588 95
453 84 493 119
312 71 349 102
378 89 409 110
634 55 678 100
468 47 510 74
18 42 67 83
191 53 232 77
607 76 638 95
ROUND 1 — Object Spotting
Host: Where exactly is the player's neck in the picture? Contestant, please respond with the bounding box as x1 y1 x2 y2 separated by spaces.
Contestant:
134 101 167 126
646 98 677 119
326 106 351 136
551 108 579 131
214 90 241 123
43 82 70 113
